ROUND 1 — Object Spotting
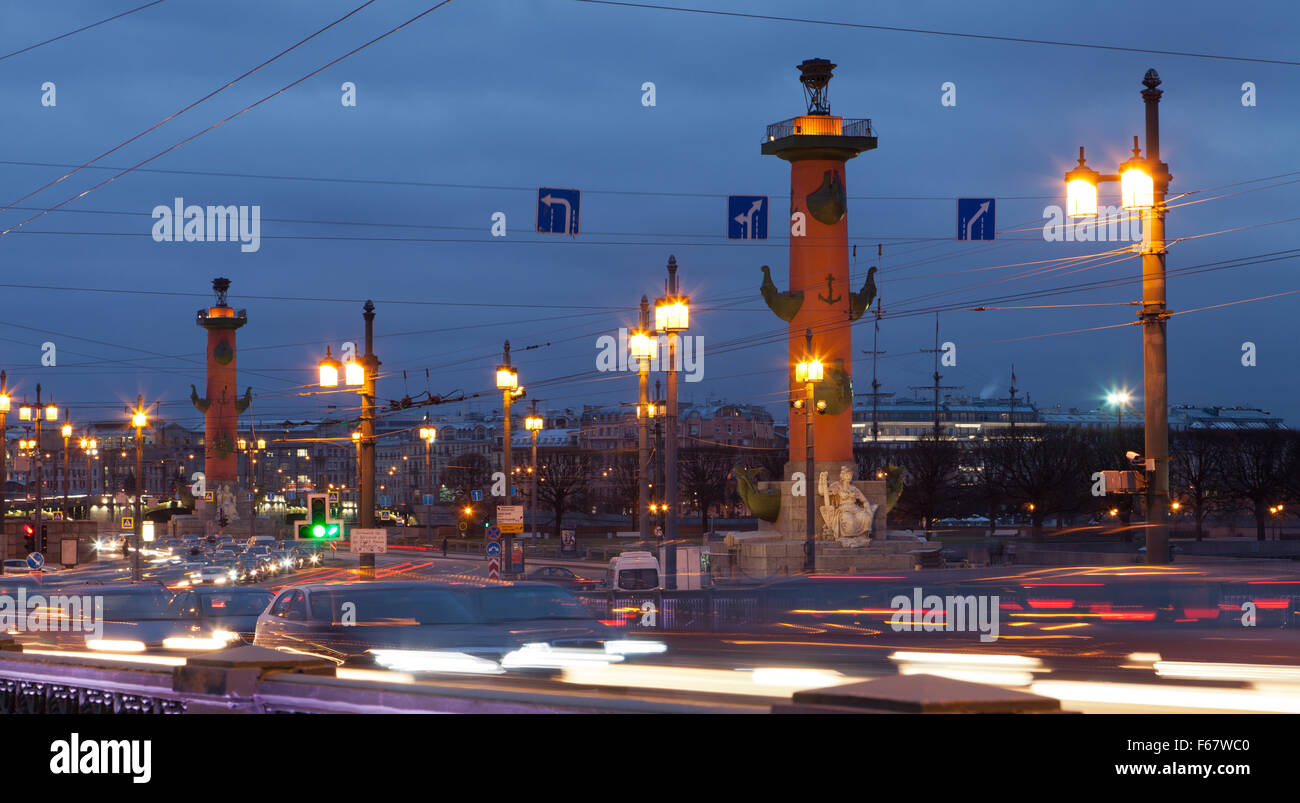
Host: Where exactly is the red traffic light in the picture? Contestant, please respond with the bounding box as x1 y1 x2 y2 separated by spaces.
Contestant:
22 524 34 536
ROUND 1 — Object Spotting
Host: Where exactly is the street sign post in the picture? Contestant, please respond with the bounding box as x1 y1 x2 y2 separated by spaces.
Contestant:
350 528 387 554
26 552 44 571
498 505 524 534
537 187 581 235
121 515 134 530
487 555 501 580
486 524 501 541
727 195 768 240
956 198 996 241
486 541 502 556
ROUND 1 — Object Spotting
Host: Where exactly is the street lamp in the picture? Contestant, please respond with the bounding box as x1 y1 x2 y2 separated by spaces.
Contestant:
419 424 437 546
320 302 381 578
61 419 72 519
1063 69 1173 565
654 256 689 548
80 437 98 516
0 372 8 529
630 296 656 541
794 329 825 572
18 385 57 553
1106 389 1132 428
497 343 521 575
525 406 543 548
129 397 148 581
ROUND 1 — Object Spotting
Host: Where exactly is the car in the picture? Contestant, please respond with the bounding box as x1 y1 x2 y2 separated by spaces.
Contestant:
14 583 191 652
194 564 237 585
456 582 615 651
268 550 296 573
243 544 272 557
213 549 238 563
2 559 43 573
234 554 263 583
524 566 598 588
167 586 275 644
253 581 508 664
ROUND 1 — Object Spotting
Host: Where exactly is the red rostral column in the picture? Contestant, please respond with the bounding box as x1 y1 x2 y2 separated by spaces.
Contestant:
193 277 249 491
762 59 877 469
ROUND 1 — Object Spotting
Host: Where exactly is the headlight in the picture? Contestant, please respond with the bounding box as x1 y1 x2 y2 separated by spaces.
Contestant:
162 636 229 651
215 576 227 585
604 640 668 656
86 638 147 653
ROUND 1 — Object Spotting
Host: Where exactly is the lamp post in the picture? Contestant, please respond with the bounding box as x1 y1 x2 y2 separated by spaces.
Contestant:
1064 69 1172 564
419 423 437 546
80 437 98 519
321 303 379 579
630 297 655 541
525 405 543 547
1107 390 1131 429
0 371 10 528
19 386 58 553
654 256 689 546
496 342 522 575
795 329 825 572
60 417 72 519
130 397 147 581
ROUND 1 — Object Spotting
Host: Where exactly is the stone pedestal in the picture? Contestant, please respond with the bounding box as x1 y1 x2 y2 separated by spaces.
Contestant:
732 462 896 576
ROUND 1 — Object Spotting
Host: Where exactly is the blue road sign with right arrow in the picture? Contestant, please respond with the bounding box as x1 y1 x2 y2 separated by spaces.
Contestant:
27 552 44 570
537 187 580 236
957 198 996 241
727 195 768 240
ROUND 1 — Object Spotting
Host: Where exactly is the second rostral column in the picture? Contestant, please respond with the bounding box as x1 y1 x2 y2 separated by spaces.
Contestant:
192 277 251 525
761 59 877 479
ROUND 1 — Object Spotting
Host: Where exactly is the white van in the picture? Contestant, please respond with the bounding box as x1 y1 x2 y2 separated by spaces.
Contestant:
606 551 660 591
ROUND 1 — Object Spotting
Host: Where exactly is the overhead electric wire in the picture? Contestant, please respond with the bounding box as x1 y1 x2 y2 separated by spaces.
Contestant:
0 0 457 238
575 0 1300 66
0 1 168 63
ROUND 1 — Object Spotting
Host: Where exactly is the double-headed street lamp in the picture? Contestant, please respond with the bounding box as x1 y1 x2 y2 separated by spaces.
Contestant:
1064 69 1173 565
60 418 72 519
496 342 525 574
419 423 437 545
525 405 543 546
653 256 689 546
238 435 267 541
80 437 99 514
19 386 59 553
793 329 825 572
320 301 380 579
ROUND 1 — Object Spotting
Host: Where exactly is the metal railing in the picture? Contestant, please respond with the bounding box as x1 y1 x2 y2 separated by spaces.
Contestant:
765 116 873 141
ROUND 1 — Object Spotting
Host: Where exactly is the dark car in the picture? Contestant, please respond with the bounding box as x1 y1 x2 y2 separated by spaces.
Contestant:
524 566 598 589
456 582 614 650
10 583 190 651
253 581 511 664
167 586 274 644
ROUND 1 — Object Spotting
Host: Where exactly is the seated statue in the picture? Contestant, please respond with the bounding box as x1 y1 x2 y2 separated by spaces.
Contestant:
818 466 877 541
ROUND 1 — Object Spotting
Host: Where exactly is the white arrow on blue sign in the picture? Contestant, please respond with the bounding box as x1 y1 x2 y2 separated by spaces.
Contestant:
486 541 502 556
27 552 44 570
470 489 483 502
537 187 580 236
956 198 996 241
727 195 768 240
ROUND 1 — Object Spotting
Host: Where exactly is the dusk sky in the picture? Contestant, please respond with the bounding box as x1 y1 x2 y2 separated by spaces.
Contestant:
1 0 1296 433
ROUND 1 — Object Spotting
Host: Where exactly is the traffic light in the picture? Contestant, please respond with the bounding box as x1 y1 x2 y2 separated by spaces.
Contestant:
297 493 341 540
40 525 47 553
22 524 34 553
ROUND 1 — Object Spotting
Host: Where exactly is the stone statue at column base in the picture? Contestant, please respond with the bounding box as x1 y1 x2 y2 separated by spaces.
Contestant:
818 466 877 543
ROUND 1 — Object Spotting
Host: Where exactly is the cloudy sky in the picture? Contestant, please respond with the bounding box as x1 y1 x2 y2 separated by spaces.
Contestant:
0 0 1296 433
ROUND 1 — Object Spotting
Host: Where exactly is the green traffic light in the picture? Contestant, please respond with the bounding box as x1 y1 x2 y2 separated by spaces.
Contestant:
312 524 325 537
327 525 339 536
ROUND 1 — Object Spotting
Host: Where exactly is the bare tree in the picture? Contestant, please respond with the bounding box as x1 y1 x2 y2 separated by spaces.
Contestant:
998 426 1095 539
1170 429 1231 540
442 452 491 505
1221 430 1294 541
535 449 594 538
679 447 737 531
894 434 961 531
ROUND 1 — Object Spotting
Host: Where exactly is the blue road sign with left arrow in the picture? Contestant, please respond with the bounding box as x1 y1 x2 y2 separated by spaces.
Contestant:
537 187 580 235
727 195 768 240
957 198 996 241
